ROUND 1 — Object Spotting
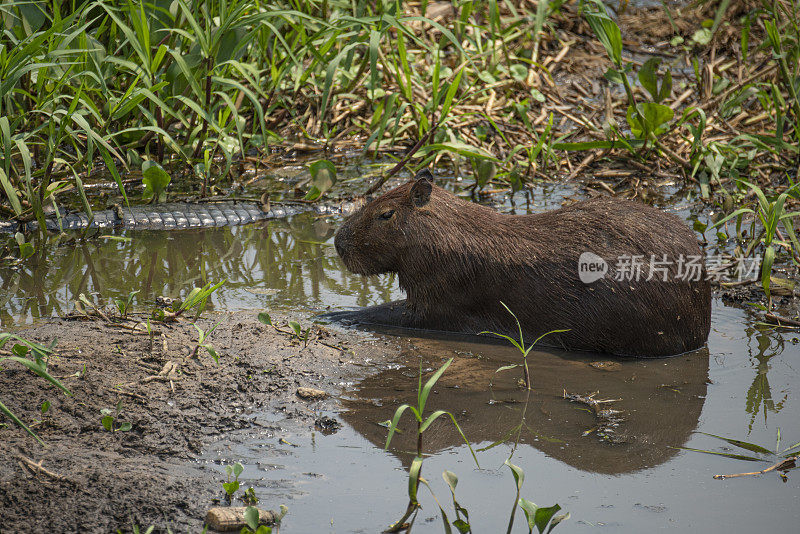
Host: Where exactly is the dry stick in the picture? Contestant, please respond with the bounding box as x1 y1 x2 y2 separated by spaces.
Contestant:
764 313 800 328
565 151 600 181
363 123 440 197
713 456 797 479
17 455 69 482
700 63 778 112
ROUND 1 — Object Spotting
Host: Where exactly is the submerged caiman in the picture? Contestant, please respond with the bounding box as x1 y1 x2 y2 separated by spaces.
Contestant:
0 199 362 232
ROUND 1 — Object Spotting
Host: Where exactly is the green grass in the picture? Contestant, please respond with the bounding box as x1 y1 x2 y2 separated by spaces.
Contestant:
1 0 798 296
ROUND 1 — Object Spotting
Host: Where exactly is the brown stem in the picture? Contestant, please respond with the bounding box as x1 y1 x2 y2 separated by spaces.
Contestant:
363 122 440 196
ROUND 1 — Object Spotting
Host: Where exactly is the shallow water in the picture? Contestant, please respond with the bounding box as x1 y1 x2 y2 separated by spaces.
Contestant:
2 175 799 532
199 300 799 533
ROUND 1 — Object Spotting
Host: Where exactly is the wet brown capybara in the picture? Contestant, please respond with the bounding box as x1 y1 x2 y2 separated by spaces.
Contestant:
333 171 711 357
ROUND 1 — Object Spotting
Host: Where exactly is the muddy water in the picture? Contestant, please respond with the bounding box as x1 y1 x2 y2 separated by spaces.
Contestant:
2 178 799 532
203 304 800 533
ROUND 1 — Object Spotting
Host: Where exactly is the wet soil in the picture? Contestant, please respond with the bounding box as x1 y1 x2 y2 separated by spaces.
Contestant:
0 311 398 533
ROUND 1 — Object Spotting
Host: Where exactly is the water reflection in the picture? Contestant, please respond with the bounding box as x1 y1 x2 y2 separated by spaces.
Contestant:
743 324 789 431
0 213 398 327
341 332 710 474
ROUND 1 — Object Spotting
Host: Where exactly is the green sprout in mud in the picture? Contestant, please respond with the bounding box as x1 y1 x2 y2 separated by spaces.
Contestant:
0 333 72 446
101 400 132 432
113 290 140 319
258 312 312 348
682 428 799 480
223 462 244 504
152 280 227 323
190 319 223 363
480 303 568 390
384 358 479 533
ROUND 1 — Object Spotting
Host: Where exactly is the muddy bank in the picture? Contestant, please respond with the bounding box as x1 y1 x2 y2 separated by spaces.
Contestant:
0 311 398 533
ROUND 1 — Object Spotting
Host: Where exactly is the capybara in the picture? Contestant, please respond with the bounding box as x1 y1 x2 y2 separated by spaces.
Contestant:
333 171 711 357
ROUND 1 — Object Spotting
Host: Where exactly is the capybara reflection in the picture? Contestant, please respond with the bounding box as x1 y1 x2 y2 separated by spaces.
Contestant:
334 171 711 356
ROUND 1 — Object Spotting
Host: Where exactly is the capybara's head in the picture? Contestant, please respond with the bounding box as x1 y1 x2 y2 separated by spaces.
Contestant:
335 170 434 275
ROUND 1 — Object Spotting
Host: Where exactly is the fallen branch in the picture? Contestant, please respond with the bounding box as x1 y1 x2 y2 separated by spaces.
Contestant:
714 456 796 479
16 455 70 482
764 313 800 328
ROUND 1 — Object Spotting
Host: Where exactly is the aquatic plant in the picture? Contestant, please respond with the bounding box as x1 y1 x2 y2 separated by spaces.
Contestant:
223 461 244 504
0 332 72 445
258 312 312 347
708 180 800 306
114 289 140 319
152 279 226 322
2 0 792 230
480 302 568 390
682 429 799 480
506 460 569 534
100 400 132 432
385 357 479 531
190 319 223 363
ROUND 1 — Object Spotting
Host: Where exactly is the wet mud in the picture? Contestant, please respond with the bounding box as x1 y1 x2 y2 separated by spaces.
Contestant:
0 312 399 532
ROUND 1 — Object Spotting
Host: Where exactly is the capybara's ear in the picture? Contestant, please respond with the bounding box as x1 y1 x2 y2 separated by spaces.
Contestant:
414 168 433 182
410 173 432 207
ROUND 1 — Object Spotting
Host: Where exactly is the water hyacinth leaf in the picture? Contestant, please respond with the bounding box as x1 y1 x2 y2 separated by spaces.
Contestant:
519 498 538 530
304 160 337 201
288 321 303 338
118 422 132 432
142 161 171 203
443 470 458 492
638 57 661 102
245 506 260 530
534 504 562 533
505 459 524 490
257 312 272 326
101 415 114 431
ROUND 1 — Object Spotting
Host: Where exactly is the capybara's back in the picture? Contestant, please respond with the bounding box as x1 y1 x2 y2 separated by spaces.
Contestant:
334 174 711 357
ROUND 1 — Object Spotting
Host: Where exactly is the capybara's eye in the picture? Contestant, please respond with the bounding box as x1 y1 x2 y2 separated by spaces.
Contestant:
378 209 395 220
